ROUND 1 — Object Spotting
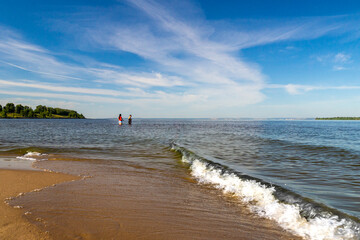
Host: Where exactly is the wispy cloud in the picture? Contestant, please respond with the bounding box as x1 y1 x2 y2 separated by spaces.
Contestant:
0 79 122 96
0 60 83 80
80 0 265 87
0 89 130 104
65 1 360 103
0 27 82 81
315 52 352 71
0 26 187 88
0 2 268 112
268 84 360 95
90 69 185 87
334 53 351 63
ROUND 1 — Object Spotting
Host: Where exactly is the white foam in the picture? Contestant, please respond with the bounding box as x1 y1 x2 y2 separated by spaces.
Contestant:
186 157 359 240
16 152 46 161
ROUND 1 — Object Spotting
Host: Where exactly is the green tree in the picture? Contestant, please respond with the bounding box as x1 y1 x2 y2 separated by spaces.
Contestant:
68 111 77 118
38 112 46 118
5 103 15 113
56 108 69 116
43 111 50 118
15 104 24 114
28 109 34 118
35 105 47 114
48 107 55 115
0 103 84 119
0 111 7 118
22 106 29 118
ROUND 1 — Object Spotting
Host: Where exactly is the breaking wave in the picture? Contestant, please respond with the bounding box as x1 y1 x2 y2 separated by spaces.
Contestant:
171 143 360 240
16 152 47 161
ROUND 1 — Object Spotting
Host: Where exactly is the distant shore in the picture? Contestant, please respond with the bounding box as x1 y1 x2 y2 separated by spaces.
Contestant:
315 117 360 120
0 114 85 119
0 103 85 119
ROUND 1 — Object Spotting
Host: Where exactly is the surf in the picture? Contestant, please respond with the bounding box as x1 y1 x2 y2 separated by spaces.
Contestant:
171 143 360 240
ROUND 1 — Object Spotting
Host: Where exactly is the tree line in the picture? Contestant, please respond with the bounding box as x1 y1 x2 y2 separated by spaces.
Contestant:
315 117 360 120
0 103 85 119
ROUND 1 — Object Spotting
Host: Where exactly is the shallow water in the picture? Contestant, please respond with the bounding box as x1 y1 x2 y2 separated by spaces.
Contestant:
0 118 359 239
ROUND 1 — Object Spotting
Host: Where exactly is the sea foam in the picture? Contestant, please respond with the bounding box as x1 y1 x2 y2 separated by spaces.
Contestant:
173 144 360 240
16 152 46 161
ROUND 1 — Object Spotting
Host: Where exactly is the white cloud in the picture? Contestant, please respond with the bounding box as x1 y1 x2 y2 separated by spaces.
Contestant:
0 89 130 104
0 79 189 101
333 66 346 71
0 27 186 88
334 53 351 63
90 69 185 87
84 0 265 86
0 28 81 81
268 84 360 95
0 79 122 96
315 52 352 71
0 60 83 80
0 2 269 113
72 1 360 107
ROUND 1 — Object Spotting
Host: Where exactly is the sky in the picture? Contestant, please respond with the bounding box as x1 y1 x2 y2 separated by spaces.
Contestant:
0 0 360 118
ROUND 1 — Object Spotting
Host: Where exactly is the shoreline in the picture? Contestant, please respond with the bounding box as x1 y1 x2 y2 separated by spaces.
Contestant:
0 168 78 240
0 149 303 240
12 159 303 240
0 159 303 240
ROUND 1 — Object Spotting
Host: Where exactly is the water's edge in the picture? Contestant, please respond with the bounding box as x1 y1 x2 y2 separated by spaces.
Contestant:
171 143 360 240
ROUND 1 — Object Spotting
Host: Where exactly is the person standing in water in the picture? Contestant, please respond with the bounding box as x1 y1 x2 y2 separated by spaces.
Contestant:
118 114 123 125
128 115 132 125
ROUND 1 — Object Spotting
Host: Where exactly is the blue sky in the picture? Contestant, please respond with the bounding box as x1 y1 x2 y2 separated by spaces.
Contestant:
0 0 360 118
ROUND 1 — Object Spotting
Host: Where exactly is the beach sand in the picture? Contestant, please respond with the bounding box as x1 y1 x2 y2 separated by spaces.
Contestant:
0 169 78 240
6 159 303 240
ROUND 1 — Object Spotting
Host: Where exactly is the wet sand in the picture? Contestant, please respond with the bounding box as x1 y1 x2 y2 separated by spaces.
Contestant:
0 169 78 240
8 159 303 240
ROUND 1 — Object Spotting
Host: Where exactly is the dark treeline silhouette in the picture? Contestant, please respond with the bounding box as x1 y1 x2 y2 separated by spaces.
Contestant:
0 103 85 119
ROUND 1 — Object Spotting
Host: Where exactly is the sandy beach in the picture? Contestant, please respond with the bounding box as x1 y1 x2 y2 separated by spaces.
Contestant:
0 169 78 240
4 159 302 240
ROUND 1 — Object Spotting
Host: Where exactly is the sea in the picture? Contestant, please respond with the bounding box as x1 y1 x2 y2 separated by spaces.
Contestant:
0 118 359 240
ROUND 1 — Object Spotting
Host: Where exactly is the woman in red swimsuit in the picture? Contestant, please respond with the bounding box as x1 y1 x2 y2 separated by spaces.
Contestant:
118 114 123 125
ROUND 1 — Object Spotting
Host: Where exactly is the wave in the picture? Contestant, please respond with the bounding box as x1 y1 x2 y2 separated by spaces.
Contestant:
16 152 47 161
171 143 360 240
0 147 49 155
